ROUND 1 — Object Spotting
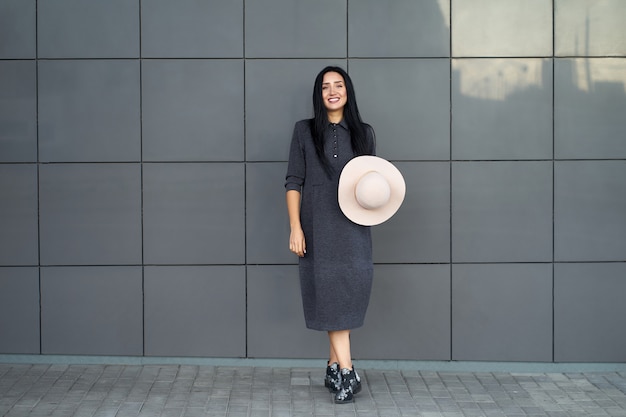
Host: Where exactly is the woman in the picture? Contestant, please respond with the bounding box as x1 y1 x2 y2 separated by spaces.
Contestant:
285 66 375 404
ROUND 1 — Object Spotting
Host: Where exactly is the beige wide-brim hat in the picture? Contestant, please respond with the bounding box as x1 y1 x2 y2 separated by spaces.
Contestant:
338 155 406 226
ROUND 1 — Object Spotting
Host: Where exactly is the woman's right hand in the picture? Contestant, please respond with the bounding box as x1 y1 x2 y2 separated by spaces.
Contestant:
289 227 306 257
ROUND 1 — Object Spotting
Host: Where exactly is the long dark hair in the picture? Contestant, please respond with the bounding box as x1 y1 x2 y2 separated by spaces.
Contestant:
310 66 374 175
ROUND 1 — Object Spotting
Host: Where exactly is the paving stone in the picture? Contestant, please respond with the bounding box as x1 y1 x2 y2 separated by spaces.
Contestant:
0 364 625 416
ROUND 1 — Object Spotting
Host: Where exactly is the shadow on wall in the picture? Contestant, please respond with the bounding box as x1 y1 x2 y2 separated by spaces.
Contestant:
452 56 626 158
451 10 626 160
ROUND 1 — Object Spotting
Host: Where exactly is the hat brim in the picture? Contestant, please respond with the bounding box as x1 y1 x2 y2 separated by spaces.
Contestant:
338 155 406 226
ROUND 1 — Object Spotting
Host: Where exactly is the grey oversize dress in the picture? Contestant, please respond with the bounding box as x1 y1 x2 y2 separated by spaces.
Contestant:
285 119 376 331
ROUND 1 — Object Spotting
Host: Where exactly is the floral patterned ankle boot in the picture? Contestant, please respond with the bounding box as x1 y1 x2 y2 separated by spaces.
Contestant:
334 367 361 404
324 362 341 392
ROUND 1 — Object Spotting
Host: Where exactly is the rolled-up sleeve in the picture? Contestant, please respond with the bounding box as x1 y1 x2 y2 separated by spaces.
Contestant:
285 122 305 192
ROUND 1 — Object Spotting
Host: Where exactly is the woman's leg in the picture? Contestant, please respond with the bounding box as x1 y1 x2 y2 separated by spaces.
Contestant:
329 339 338 364
328 330 352 369
329 330 361 403
325 342 341 393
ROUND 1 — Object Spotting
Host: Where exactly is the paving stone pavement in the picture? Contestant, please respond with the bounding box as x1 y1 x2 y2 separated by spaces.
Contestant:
1 363 626 417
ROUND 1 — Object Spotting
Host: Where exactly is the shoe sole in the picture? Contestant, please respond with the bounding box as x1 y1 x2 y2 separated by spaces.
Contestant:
334 397 354 404
334 393 354 404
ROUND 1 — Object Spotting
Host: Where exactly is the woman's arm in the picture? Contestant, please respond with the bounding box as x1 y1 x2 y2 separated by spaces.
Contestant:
286 190 306 257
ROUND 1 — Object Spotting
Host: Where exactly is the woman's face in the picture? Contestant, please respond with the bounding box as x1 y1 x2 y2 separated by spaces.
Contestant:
321 71 347 114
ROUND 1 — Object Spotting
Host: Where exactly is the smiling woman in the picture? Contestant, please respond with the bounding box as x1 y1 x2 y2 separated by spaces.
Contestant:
284 66 376 404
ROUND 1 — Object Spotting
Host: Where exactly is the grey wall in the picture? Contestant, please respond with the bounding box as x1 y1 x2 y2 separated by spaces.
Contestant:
1 0 625 362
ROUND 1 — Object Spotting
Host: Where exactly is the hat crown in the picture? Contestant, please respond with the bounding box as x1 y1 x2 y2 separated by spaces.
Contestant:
355 171 390 210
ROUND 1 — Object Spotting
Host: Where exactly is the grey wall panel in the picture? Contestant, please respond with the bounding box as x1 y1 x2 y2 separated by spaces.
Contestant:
0 0 35 59
555 161 626 262
452 162 553 263
246 163 294 265
144 266 246 357
41 266 142 355
2 1 625 363
141 0 243 58
352 265 451 360
142 60 244 162
39 164 142 266
245 0 346 58
348 0 450 58
0 267 39 354
143 163 245 265
349 59 450 161
452 0 552 57
555 0 626 57
0 165 38 266
245 59 346 162
373 162 450 264
0 60 37 162
452 264 553 362
452 58 553 160
37 0 139 58
38 60 141 162
247 265 329 358
554 263 626 362
554 58 626 159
